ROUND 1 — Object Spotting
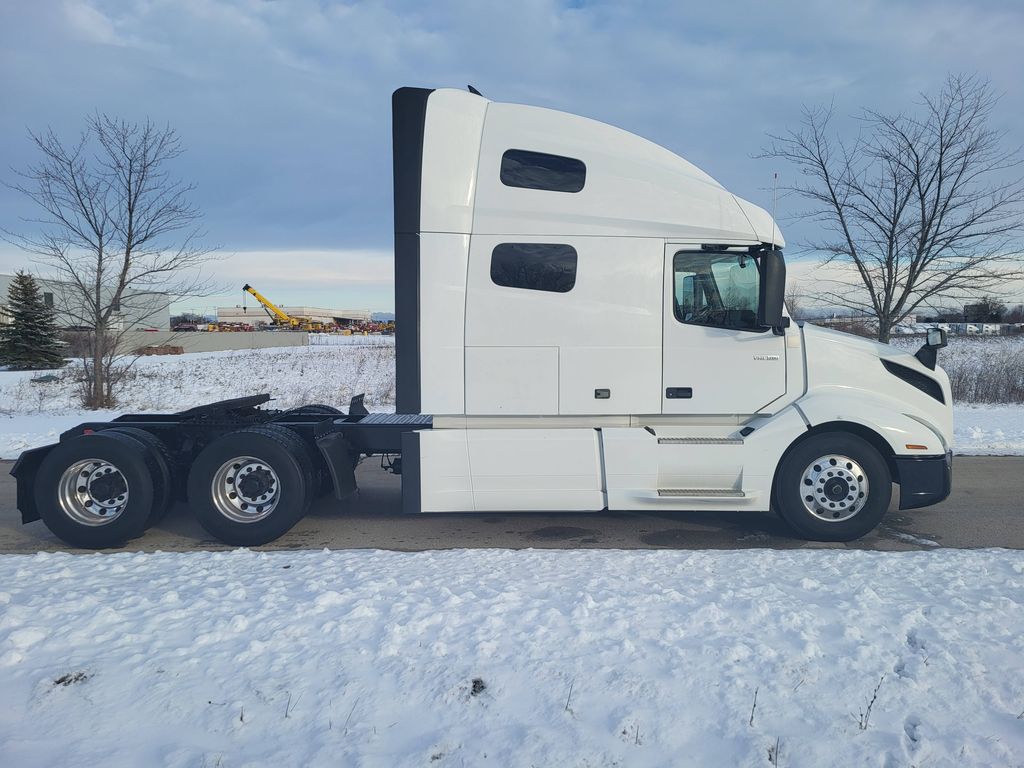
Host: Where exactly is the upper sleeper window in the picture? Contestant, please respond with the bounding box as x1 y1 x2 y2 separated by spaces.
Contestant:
500 149 586 193
491 243 577 293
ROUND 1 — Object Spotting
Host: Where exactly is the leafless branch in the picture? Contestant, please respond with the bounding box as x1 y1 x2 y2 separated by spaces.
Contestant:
761 74 1024 341
3 115 220 407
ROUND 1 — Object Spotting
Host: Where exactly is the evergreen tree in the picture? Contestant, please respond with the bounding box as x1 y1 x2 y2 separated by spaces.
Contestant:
0 271 65 370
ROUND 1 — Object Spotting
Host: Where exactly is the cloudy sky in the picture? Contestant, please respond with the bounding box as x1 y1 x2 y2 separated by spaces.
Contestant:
1 0 1022 313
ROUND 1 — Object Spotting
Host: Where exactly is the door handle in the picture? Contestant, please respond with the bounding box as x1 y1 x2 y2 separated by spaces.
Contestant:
666 387 693 399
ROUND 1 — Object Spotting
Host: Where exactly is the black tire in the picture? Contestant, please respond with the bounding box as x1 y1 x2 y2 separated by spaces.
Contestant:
106 427 175 527
274 407 336 495
772 432 892 542
187 425 314 546
34 431 156 549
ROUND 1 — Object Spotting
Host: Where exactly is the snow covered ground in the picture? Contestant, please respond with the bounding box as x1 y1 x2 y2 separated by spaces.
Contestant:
0 340 395 416
1 338 1022 458
954 405 1024 456
0 548 1022 767
0 342 396 458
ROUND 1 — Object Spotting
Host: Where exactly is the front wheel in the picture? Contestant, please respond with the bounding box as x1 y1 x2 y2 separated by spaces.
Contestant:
773 432 892 542
187 425 314 546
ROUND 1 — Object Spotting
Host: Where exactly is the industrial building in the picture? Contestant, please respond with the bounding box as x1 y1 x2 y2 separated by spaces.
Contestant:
0 272 170 331
217 305 372 327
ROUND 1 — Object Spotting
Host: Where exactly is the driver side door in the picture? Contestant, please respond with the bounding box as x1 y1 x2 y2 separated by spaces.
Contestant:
662 245 787 415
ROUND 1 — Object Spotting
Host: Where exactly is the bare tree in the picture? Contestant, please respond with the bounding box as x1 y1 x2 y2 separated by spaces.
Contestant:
763 75 1024 342
784 283 805 321
5 115 215 407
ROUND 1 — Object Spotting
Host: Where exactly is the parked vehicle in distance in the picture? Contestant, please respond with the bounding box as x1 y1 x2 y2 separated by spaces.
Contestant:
11 86 953 549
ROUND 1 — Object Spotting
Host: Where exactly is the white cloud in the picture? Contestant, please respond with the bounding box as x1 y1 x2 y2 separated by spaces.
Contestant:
209 249 393 288
62 0 124 46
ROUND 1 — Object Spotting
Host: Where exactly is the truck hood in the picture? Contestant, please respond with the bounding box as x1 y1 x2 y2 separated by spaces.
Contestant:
801 322 918 365
800 322 953 450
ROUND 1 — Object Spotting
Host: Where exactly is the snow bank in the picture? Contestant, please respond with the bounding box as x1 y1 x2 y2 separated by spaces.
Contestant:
0 412 121 459
309 333 395 346
953 404 1024 455
0 548 1021 767
0 345 396 416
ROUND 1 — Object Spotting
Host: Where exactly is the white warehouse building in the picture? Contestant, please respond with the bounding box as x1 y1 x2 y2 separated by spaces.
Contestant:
0 272 170 331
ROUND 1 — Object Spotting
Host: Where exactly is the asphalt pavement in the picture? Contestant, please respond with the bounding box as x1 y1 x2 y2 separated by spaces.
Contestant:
1 456 1022 553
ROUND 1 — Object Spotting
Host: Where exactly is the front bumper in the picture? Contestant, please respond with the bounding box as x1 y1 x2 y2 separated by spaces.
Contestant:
895 450 953 510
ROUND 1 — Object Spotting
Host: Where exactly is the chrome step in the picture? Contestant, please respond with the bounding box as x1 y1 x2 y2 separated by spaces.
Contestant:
657 437 744 445
657 488 746 498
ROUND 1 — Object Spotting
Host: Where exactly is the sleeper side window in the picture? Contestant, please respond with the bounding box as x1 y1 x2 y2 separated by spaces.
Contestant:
491 243 577 293
500 150 586 193
673 250 761 331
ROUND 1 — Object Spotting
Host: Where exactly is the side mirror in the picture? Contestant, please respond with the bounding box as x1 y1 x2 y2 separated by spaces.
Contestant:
926 327 948 349
915 327 947 370
757 249 788 331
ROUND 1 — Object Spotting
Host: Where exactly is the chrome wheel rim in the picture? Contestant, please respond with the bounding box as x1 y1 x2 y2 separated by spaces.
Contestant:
799 454 869 522
211 456 281 523
57 459 130 526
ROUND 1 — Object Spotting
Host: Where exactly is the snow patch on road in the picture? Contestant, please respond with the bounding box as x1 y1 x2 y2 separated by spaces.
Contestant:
0 548 1022 767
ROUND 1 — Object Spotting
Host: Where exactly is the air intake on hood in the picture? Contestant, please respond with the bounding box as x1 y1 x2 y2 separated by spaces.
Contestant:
881 360 944 404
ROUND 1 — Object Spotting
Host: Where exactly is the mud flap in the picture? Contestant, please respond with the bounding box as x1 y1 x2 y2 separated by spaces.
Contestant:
316 431 359 499
10 444 56 524
401 431 421 514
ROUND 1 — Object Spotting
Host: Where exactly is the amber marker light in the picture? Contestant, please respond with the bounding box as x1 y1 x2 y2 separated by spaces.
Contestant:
905 444 929 450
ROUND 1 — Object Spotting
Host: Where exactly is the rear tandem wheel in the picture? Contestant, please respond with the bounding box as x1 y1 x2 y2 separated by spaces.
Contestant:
187 425 316 546
33 430 158 549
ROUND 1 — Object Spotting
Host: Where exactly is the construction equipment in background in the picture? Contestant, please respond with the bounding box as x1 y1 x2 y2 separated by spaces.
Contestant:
205 322 255 333
242 283 328 332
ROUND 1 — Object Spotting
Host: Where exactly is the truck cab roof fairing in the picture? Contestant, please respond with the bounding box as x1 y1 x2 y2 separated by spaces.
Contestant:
470 98 782 243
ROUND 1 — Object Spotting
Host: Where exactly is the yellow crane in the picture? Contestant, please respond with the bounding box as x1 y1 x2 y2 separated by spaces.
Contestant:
242 283 327 331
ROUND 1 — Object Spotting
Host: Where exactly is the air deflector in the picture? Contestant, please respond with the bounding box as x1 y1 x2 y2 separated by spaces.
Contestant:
392 87 434 415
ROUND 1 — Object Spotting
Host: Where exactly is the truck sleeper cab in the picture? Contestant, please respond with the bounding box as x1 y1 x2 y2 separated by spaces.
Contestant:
11 87 954 549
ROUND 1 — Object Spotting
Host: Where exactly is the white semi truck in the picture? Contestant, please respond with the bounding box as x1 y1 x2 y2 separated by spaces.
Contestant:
12 86 953 548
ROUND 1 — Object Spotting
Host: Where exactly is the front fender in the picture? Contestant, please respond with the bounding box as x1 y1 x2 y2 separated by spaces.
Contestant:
797 390 947 456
